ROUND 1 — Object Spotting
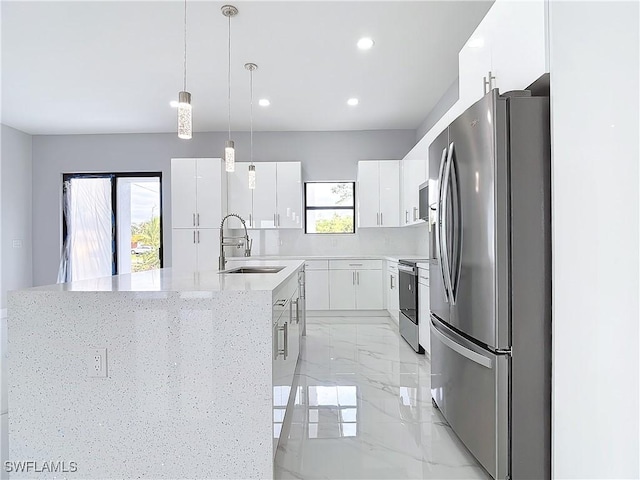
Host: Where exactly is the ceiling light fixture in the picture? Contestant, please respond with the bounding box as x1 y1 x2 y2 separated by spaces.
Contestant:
245 63 258 190
222 4 238 172
347 98 359 106
258 99 270 107
357 37 375 50
177 0 192 139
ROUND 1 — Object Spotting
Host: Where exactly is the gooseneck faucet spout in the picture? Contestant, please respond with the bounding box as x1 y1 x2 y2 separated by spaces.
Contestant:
219 213 252 271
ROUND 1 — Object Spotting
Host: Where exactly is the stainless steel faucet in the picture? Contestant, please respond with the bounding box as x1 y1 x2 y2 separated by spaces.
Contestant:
219 213 252 270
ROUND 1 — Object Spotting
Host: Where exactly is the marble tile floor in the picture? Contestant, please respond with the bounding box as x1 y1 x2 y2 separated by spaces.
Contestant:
275 316 491 480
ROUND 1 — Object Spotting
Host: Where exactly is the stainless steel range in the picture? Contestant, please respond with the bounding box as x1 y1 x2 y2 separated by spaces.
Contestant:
398 258 429 353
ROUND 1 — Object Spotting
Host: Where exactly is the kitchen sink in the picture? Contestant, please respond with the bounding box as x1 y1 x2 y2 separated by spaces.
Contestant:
221 266 286 274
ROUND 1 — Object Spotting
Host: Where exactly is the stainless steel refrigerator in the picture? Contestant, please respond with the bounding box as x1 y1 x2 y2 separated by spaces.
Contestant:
429 88 551 479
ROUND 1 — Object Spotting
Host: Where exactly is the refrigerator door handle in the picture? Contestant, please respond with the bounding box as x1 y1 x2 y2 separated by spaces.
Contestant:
431 319 492 369
435 147 450 303
441 143 455 304
449 141 462 303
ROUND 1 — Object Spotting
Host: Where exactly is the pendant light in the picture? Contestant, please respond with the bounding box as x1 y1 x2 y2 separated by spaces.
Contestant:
177 0 192 140
222 5 238 172
245 63 257 189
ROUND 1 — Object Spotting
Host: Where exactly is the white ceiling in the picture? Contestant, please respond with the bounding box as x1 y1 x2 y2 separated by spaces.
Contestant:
1 1 492 135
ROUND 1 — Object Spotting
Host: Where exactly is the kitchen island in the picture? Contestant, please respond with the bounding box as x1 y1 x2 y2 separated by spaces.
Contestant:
7 259 305 479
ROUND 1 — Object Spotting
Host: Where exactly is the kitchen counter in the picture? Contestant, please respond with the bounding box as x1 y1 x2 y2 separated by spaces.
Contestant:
27 259 305 293
7 260 304 479
227 253 429 263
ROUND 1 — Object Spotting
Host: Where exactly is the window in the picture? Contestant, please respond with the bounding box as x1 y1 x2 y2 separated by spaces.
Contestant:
304 182 355 234
59 172 163 282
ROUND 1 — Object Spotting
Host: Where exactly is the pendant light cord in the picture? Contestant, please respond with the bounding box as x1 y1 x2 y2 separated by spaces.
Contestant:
227 14 232 141
183 0 187 91
250 68 254 164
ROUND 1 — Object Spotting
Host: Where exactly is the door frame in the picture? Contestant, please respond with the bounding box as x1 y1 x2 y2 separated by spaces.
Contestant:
62 172 164 275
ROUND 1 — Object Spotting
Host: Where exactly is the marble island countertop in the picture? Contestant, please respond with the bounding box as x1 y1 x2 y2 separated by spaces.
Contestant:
8 258 306 479
25 259 305 293
226 253 430 263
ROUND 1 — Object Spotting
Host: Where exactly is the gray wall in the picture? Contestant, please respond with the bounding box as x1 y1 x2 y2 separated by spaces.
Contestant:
1 125 33 307
415 78 459 141
32 129 416 286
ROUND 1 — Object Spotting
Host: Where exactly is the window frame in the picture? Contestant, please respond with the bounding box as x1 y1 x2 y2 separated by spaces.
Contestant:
304 181 356 235
62 172 164 275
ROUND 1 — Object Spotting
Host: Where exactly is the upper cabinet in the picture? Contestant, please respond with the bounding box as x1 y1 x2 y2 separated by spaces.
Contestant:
227 161 302 229
171 158 226 229
458 0 548 110
401 159 427 226
357 160 400 228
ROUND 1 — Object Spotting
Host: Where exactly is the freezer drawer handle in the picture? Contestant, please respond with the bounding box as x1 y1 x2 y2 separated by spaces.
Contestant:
431 321 492 369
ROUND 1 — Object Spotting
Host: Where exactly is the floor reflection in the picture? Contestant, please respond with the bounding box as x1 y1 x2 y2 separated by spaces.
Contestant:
275 316 490 480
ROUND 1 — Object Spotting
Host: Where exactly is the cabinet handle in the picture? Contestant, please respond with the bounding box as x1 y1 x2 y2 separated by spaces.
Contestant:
273 213 276 226
357 271 360 285
413 207 418 221
405 210 409 223
283 322 288 360
193 213 196 226
483 70 496 94
193 231 196 243
390 274 394 289
197 230 200 243
376 212 380 225
291 299 298 324
380 212 383 225
249 213 252 227
197 213 200 226
352 271 355 285
277 213 280 226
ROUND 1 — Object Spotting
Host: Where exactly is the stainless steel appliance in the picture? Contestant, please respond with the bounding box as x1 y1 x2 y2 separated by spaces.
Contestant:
398 259 429 353
429 88 551 479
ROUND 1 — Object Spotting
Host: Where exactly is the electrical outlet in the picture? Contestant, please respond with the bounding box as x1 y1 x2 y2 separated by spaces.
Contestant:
89 348 107 378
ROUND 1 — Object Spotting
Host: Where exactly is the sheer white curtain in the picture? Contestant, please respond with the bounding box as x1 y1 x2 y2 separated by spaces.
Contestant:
57 178 113 283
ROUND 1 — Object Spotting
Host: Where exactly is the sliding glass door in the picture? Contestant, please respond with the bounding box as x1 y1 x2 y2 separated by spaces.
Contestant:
59 173 163 282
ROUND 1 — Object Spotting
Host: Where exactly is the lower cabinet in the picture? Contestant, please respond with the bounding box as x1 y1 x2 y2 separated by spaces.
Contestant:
304 260 330 310
171 228 220 271
328 260 383 310
386 261 400 323
272 273 302 456
418 268 430 355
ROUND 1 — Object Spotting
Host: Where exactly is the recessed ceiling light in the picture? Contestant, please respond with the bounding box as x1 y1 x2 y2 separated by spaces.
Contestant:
357 37 375 50
347 98 359 106
170 100 179 108
258 99 270 107
468 37 484 48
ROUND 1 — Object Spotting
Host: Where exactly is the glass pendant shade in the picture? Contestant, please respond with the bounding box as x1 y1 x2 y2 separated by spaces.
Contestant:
177 91 192 140
225 140 235 172
248 164 256 189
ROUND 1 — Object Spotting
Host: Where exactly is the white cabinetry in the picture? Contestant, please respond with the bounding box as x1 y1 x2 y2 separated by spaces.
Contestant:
272 272 302 455
357 160 400 228
328 259 383 310
304 260 330 310
228 162 302 229
171 158 226 271
386 260 400 324
418 267 430 355
401 159 427 226
458 0 547 110
171 158 226 228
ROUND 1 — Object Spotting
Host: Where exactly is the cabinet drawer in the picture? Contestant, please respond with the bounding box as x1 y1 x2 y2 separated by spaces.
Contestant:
418 268 429 282
329 259 382 270
305 259 329 270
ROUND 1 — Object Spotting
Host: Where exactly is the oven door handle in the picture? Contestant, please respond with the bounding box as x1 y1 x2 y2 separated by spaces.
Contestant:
398 264 416 275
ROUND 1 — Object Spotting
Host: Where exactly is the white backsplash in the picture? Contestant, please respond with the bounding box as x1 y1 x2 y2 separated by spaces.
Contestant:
229 224 430 257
